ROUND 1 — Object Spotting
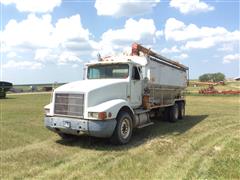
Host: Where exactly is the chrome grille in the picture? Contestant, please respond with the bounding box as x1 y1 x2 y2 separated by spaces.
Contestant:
54 93 84 117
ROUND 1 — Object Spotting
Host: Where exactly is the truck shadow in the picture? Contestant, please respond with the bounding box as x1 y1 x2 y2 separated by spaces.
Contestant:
0 97 16 100
56 115 208 150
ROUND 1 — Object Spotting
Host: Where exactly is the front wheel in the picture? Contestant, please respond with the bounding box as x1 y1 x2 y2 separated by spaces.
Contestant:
110 112 133 145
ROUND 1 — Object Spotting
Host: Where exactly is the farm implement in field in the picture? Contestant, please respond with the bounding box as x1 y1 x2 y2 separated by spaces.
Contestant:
199 85 240 95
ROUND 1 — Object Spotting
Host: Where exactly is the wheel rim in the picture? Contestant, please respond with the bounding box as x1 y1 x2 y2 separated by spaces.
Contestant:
120 118 130 139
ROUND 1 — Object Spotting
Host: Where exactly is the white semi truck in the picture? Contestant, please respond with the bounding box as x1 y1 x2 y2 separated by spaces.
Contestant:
44 43 189 144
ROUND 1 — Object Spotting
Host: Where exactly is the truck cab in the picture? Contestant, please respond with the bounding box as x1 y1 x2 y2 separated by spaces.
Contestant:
44 43 188 144
86 59 143 108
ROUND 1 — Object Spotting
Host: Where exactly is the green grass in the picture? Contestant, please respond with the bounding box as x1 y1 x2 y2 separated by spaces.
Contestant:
0 94 239 179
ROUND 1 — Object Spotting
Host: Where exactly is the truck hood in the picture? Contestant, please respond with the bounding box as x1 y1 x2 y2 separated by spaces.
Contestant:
55 79 128 94
55 79 129 107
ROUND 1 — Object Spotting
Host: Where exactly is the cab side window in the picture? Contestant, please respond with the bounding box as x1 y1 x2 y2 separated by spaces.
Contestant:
132 66 140 80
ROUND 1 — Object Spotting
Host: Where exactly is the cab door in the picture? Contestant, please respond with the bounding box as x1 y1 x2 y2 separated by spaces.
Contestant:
130 66 142 108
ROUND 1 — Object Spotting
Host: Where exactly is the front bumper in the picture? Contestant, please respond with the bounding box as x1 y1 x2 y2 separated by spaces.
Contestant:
44 116 116 138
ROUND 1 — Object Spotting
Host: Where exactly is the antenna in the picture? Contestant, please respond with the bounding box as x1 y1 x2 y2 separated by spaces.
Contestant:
97 53 102 61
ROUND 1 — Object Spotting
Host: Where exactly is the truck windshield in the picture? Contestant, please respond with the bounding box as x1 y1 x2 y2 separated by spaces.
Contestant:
87 64 129 79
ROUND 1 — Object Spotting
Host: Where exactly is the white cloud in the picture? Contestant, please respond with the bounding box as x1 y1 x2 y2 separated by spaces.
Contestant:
217 43 234 52
156 30 164 38
2 14 54 48
1 15 204 72
52 15 91 45
161 46 180 54
59 51 82 65
3 60 43 70
1 13 162 68
174 53 188 60
34 49 58 62
0 0 61 13
170 0 214 14
72 64 80 68
6 52 17 58
184 38 215 49
223 54 240 64
98 18 162 55
2 14 94 66
165 18 240 50
2 14 91 49
95 0 160 17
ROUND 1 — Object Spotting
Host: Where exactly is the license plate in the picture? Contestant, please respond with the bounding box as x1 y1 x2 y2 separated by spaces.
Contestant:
63 121 71 128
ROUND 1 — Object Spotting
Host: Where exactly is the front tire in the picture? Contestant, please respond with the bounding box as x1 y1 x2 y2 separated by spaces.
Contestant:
110 111 133 145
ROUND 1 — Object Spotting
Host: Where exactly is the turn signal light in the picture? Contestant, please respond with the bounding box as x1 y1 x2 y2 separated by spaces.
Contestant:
98 112 107 120
44 108 50 116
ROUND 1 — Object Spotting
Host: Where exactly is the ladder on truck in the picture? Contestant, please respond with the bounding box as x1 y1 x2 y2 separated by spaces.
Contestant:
131 43 189 71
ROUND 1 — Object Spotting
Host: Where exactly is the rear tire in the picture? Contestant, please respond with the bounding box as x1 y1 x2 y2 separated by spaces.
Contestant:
169 103 179 122
163 107 170 121
178 102 185 119
110 111 133 145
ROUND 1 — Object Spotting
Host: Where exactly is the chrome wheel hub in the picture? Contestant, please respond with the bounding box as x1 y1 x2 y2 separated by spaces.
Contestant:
120 118 130 139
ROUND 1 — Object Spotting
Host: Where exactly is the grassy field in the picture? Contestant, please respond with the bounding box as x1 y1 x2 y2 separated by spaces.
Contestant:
0 93 239 179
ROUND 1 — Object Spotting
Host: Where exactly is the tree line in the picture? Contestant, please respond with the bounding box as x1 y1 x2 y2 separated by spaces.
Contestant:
199 72 225 82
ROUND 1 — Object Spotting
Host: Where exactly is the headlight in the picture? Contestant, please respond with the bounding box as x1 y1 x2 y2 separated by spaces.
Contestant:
88 112 99 118
88 112 107 120
44 108 50 115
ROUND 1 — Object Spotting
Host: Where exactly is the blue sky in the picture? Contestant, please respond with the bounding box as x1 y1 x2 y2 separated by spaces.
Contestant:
0 0 239 84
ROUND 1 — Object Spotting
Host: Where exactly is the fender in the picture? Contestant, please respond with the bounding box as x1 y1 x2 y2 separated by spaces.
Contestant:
87 99 134 120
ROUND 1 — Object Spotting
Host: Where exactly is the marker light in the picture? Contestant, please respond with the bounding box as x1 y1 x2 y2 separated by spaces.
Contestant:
98 112 107 120
44 108 50 116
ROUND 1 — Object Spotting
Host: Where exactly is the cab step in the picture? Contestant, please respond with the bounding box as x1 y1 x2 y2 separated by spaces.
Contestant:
134 109 150 115
137 122 154 129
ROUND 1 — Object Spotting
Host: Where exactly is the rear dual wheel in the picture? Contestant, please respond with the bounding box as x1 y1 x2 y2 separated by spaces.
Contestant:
164 102 185 122
178 102 185 119
169 103 179 122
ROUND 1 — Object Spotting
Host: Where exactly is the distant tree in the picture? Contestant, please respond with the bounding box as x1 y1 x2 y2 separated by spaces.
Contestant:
199 72 225 82
213 72 225 82
199 73 211 82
